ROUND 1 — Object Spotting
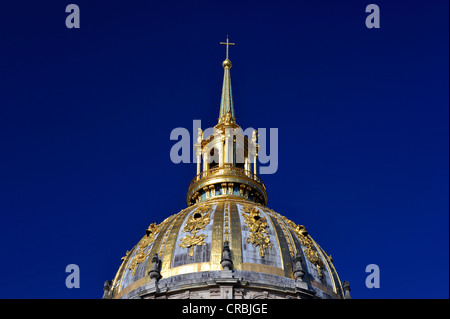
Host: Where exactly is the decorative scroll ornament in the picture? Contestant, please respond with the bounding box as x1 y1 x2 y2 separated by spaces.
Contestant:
241 205 272 257
128 222 163 276
286 219 325 277
179 205 212 256
121 250 130 262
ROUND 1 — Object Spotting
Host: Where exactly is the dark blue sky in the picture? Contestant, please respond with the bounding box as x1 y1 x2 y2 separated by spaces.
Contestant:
0 0 448 298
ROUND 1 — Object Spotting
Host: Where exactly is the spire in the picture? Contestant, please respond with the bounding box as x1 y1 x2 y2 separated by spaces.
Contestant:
187 36 267 207
217 36 238 127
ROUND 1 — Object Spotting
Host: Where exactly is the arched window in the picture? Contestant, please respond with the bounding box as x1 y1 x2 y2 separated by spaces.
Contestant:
233 134 248 171
209 147 219 169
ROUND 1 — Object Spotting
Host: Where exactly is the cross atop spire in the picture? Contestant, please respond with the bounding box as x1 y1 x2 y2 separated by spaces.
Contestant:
217 36 238 127
220 35 235 60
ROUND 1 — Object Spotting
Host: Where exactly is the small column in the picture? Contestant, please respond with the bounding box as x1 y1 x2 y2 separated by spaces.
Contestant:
246 157 251 176
245 186 252 199
239 184 245 197
224 133 230 164
203 152 209 175
193 192 200 204
221 183 228 195
196 151 202 176
220 135 225 167
227 183 234 195
209 185 215 197
252 130 258 175
258 193 263 204
203 186 210 199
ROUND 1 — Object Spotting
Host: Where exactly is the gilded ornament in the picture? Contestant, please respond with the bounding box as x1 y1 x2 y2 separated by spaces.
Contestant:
121 250 130 261
179 205 212 256
145 222 159 237
287 219 325 277
128 221 163 276
241 206 272 257
224 202 231 243
179 233 208 256
182 205 212 233
128 248 148 276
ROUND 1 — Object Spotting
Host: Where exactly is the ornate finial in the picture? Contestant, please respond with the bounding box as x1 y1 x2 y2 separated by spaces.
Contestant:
148 253 162 281
102 280 112 299
220 241 233 270
220 35 235 69
215 35 238 127
292 252 306 281
342 281 352 299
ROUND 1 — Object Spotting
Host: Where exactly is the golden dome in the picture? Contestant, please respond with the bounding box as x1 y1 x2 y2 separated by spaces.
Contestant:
107 198 345 299
103 37 350 300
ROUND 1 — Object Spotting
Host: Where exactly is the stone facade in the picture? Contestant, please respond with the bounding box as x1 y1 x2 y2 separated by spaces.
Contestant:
112 270 321 299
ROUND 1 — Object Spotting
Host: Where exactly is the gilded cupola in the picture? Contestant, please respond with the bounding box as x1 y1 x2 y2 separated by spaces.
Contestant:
187 36 265 207
103 37 351 300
